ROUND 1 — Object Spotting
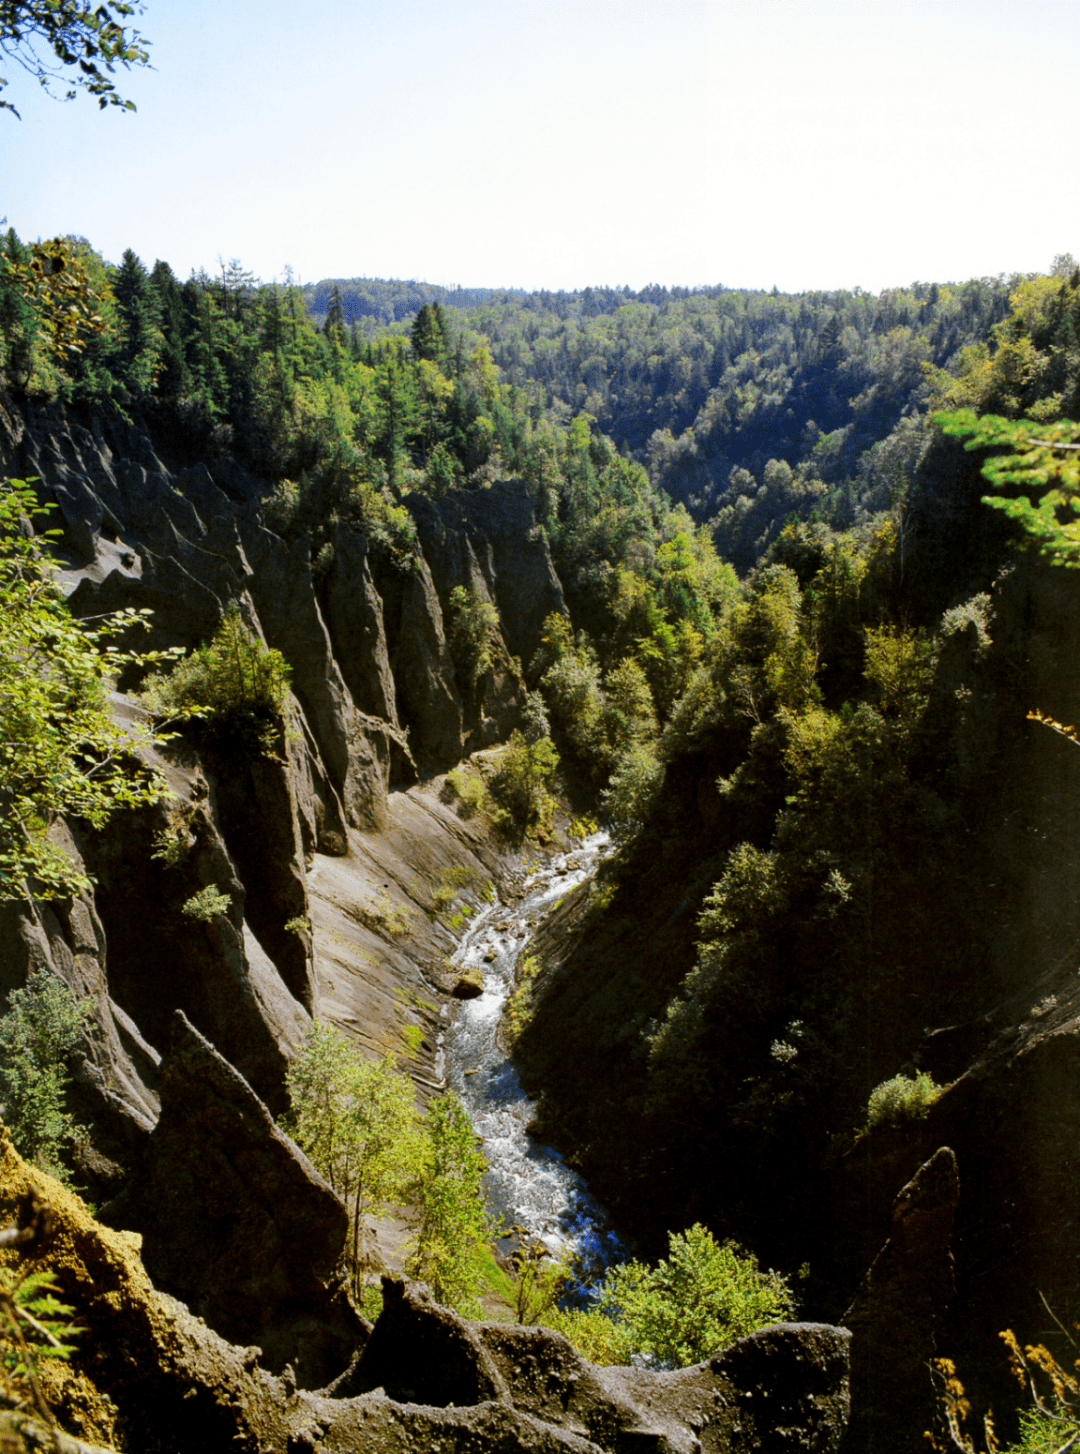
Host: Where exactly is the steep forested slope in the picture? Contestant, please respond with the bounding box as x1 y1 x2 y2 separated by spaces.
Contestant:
509 261 1080 1440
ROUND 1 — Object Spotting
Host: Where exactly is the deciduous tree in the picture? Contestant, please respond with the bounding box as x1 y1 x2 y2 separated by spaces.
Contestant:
0 0 150 116
406 1091 490 1315
0 479 170 900
285 1022 423 1297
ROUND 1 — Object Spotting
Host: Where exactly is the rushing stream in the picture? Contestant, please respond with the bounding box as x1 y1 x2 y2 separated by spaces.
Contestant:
438 833 625 1276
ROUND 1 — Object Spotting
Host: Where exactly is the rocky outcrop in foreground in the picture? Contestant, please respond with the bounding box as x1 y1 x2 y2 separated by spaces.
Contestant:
841 1147 959 1454
0 1135 852 1454
101 1012 363 1388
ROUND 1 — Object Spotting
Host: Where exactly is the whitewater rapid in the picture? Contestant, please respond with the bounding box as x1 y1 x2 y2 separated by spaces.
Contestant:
438 834 624 1274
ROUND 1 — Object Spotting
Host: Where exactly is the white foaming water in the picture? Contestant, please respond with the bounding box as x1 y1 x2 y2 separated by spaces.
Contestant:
441 835 624 1275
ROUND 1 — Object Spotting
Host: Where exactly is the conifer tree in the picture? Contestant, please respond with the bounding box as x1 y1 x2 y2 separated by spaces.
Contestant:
111 247 161 396
325 283 346 343
411 302 451 368
148 259 191 400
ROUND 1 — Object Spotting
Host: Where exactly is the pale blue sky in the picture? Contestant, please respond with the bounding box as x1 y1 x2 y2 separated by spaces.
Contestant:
3 0 1078 294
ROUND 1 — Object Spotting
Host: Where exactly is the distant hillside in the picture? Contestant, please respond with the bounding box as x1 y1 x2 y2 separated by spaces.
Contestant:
302 277 509 325
304 271 1023 568
302 279 728 330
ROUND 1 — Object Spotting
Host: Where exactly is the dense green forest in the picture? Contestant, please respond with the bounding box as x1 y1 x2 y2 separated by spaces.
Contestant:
306 271 1044 570
0 232 742 808
494 256 1080 1446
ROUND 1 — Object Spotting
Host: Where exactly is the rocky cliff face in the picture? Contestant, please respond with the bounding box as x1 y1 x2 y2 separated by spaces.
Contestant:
0 387 563 1275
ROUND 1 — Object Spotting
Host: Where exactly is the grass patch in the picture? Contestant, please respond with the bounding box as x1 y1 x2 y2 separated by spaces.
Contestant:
476 1242 516 1321
356 892 414 939
430 863 478 914
392 985 437 1016
399 1023 424 1058
588 880 616 914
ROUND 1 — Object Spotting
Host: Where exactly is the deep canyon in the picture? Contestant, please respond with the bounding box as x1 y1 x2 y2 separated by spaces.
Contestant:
2 309 1080 1454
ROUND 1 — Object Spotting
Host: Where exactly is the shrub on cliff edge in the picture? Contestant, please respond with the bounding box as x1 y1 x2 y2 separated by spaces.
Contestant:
866 1071 941 1130
548 1223 795 1368
140 602 290 747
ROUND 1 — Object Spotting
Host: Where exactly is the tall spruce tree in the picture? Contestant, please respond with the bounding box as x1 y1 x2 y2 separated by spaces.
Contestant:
111 248 161 396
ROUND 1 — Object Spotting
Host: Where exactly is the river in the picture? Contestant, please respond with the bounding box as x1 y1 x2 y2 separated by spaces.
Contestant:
438 833 625 1278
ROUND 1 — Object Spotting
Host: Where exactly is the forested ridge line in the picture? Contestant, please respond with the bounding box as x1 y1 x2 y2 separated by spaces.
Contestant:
304 262 1080 571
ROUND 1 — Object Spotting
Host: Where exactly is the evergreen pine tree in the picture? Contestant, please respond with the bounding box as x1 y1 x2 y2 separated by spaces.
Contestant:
148 259 190 400
111 248 160 398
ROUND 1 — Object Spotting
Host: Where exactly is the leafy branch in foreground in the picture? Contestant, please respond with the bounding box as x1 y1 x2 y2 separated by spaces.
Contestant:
1027 710 1080 750
0 0 151 117
2 237 109 363
0 1196 80 1432
930 1297 1080 1453
0 479 172 900
935 412 1080 749
937 409 1080 568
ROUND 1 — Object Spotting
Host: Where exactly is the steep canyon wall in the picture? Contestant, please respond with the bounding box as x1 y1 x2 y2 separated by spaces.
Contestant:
0 386 564 1179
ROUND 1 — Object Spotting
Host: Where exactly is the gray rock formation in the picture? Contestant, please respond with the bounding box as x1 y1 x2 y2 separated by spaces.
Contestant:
0 818 160 1156
382 551 467 766
323 522 400 728
330 1279 851 1453
77 758 310 1116
346 1277 510 1406
480 1315 851 1454
102 1011 362 1388
408 479 567 669
198 727 316 1012
405 480 566 756
243 525 405 833
841 1147 959 1454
